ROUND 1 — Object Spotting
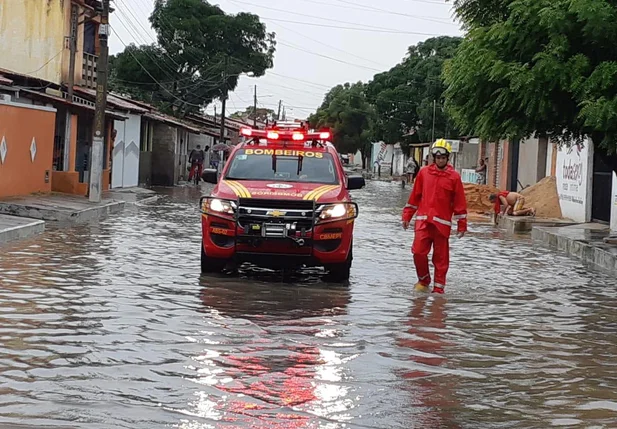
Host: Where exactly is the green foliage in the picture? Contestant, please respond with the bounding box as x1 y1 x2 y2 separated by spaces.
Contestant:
366 36 462 147
308 82 376 166
444 0 617 171
109 0 275 117
230 106 276 122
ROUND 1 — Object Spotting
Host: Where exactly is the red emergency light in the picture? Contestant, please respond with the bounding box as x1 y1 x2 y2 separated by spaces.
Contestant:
240 126 332 142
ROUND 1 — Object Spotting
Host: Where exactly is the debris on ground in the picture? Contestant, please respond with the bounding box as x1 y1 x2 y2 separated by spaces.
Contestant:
520 176 562 219
464 183 499 215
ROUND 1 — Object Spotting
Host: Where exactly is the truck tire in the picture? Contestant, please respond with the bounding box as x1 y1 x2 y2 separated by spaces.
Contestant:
201 244 227 273
327 244 353 282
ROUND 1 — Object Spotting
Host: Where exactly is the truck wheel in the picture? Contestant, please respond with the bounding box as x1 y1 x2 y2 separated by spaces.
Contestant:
201 244 227 273
327 245 353 282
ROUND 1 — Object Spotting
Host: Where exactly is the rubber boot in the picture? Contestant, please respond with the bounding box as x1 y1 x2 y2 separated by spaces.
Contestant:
414 282 430 293
432 286 445 294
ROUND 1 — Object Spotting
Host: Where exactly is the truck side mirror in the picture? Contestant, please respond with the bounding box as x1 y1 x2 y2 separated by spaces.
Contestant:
201 168 218 184
346 175 365 190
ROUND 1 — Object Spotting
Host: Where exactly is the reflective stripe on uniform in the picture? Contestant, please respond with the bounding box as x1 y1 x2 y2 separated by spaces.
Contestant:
405 204 418 209
415 215 428 220
433 217 452 226
452 214 467 221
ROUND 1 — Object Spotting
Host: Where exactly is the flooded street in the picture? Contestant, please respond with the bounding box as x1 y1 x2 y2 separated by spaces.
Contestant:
1 181 617 429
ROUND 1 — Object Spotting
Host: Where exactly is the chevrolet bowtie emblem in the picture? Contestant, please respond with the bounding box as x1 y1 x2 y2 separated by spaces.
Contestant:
267 210 286 217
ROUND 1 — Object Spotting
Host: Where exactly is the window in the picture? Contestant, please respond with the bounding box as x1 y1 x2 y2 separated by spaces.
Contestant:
225 148 339 184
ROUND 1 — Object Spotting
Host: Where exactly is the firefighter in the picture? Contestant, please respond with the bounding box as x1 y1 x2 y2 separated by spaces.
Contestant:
402 139 468 294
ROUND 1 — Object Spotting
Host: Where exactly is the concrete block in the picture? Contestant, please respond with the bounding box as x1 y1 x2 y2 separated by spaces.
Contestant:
0 214 44 244
532 223 617 276
500 216 577 235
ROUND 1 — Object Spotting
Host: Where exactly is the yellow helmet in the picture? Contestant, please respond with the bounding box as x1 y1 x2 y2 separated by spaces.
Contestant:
431 139 451 156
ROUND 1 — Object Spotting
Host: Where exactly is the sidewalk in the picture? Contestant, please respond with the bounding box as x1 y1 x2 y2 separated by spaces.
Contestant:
532 223 617 275
0 188 159 244
0 214 44 244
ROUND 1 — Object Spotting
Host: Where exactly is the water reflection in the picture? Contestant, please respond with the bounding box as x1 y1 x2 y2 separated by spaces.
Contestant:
396 297 462 429
174 277 352 428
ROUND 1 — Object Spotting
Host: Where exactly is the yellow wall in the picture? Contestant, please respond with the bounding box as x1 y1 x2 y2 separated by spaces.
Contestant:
0 0 85 86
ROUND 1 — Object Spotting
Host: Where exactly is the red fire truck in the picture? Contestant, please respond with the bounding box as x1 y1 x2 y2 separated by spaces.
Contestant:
199 123 365 281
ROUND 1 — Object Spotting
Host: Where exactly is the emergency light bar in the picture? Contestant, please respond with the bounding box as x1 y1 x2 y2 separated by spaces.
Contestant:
240 126 331 142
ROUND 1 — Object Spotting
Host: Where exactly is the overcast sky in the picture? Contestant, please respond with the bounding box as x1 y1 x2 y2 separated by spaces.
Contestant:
109 0 463 119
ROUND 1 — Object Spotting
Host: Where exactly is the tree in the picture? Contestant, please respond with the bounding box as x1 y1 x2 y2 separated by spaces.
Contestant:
444 0 617 172
109 0 276 117
308 82 376 168
365 36 462 148
230 106 276 123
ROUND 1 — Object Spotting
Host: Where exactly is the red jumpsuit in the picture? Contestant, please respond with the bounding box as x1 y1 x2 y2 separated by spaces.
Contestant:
402 164 468 289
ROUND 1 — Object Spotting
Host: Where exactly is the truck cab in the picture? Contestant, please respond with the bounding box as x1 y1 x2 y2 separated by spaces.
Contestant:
199 124 365 281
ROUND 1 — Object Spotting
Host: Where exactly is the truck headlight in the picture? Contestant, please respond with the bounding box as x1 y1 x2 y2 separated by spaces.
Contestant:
203 198 236 215
317 203 358 222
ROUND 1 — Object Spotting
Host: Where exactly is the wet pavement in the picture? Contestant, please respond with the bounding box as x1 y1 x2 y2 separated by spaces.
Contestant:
1 182 617 428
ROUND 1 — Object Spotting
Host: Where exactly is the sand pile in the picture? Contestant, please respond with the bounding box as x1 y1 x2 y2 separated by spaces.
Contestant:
464 183 499 214
521 176 562 218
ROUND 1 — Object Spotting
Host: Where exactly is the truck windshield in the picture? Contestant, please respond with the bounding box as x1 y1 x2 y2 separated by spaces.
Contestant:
225 148 339 184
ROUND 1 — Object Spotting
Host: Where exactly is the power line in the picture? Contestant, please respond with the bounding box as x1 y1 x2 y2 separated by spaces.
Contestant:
277 41 383 72
332 0 457 24
226 0 450 35
268 20 391 69
259 17 447 36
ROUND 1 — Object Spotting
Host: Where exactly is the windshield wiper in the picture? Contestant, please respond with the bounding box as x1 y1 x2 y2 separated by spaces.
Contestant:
297 155 303 175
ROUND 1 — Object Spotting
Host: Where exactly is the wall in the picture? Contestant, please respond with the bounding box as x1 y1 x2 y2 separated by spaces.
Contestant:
452 141 479 172
151 123 177 186
611 173 617 232
0 101 56 197
0 0 66 85
546 142 554 177
556 138 593 222
487 142 498 187
518 137 540 190
175 128 189 183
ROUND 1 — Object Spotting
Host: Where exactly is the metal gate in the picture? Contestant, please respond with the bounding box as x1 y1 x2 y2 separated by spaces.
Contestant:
592 150 612 223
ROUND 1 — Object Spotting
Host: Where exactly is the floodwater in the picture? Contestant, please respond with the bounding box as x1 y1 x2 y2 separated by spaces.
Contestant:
1 181 617 429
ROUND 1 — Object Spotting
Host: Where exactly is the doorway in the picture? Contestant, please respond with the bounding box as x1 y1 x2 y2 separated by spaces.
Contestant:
592 150 612 223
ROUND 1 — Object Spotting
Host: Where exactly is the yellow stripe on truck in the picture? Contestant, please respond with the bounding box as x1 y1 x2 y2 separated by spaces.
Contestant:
304 185 339 201
233 181 252 198
303 185 327 201
224 180 250 198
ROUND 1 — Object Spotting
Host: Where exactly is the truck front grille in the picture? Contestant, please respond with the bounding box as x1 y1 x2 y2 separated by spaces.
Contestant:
237 198 316 236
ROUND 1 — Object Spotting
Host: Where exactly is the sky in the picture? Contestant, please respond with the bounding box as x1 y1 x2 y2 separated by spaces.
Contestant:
108 0 463 120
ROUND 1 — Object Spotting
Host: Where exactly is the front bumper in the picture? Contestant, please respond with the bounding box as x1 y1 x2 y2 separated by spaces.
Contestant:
200 196 357 267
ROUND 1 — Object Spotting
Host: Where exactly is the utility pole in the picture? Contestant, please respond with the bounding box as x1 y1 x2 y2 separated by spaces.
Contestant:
219 57 228 145
213 105 217 143
253 85 257 127
276 100 282 121
89 0 110 202
64 4 78 172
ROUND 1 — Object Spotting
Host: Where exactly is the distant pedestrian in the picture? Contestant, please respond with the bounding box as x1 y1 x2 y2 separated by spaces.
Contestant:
402 139 468 294
475 158 487 185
